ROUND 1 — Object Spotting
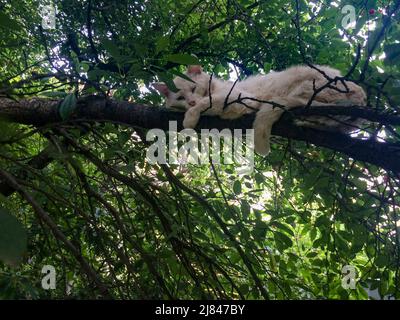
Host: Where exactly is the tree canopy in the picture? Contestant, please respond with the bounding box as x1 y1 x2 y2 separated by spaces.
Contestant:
0 0 400 299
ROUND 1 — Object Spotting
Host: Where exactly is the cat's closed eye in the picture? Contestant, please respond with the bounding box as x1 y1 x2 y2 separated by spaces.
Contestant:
191 87 196 93
177 96 185 101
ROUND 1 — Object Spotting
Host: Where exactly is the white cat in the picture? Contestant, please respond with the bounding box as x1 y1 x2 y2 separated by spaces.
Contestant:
153 65 366 155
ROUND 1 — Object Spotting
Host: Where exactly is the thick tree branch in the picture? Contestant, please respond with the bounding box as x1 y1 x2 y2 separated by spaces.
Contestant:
0 96 400 174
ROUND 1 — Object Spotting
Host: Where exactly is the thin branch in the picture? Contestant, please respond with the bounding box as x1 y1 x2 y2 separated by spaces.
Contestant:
0 168 111 297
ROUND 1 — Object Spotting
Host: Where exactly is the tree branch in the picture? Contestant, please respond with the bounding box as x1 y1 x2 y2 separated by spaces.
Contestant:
0 96 399 174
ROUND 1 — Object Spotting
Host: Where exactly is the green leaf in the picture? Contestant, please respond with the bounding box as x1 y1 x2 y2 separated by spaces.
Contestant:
156 37 169 54
254 173 264 184
157 72 179 92
0 207 27 266
233 180 242 195
271 221 294 236
165 54 200 65
375 254 389 268
88 68 108 81
79 62 90 72
170 69 196 83
310 228 317 241
384 43 400 65
240 200 251 219
315 215 330 228
357 286 368 299
103 39 120 58
379 280 388 298
239 283 249 295
306 251 318 258
252 221 268 240
59 93 77 120
274 232 293 250
0 12 22 31
39 91 68 98
263 62 271 73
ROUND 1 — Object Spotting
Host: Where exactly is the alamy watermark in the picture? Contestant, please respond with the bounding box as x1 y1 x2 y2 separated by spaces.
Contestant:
341 3 387 30
39 2 56 30
341 265 357 289
341 5 357 29
41 265 56 290
146 121 255 174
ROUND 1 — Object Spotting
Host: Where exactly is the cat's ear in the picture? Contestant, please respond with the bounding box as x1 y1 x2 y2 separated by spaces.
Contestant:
152 82 169 97
187 65 202 75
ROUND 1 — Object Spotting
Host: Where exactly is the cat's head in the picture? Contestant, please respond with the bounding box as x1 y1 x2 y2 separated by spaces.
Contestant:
152 65 211 111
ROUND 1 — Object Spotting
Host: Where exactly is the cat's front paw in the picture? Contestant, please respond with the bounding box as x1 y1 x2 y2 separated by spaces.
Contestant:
183 109 200 128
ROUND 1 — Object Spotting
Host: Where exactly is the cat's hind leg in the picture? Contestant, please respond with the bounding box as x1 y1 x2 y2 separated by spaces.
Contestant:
253 96 310 155
253 104 285 155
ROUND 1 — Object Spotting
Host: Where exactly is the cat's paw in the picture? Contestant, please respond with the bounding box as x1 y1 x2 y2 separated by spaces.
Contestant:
254 140 270 156
183 109 200 128
254 128 271 156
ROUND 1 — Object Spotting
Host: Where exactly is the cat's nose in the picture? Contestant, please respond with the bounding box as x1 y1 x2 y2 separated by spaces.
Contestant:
188 100 196 106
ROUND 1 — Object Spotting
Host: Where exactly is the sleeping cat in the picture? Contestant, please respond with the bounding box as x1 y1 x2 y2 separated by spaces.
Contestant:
153 65 366 155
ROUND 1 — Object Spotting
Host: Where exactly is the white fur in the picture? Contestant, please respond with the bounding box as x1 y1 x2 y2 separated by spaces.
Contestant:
153 65 366 155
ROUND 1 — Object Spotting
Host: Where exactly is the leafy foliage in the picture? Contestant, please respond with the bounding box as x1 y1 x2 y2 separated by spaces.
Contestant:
0 207 27 266
0 0 399 299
